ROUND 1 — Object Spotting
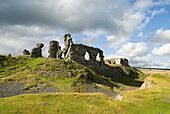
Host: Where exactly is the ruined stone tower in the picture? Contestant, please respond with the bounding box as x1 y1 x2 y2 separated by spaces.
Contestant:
48 40 63 59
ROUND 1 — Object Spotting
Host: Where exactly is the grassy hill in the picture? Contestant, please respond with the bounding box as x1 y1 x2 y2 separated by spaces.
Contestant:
0 55 144 96
0 55 116 95
0 71 169 113
3 55 169 113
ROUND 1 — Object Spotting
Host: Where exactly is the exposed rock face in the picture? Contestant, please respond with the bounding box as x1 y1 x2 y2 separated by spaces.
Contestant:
48 41 63 59
63 33 104 67
105 58 129 67
140 79 155 89
23 49 30 55
30 43 44 58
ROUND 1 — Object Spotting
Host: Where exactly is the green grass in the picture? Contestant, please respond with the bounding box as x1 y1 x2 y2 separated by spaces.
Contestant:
0 55 118 92
122 72 170 113
0 55 145 93
0 93 123 114
106 63 146 90
0 72 169 114
0 55 169 113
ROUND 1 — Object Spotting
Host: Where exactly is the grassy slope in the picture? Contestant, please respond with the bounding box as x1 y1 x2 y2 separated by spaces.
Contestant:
106 63 146 90
0 55 117 93
0 55 144 93
122 72 170 113
0 72 169 114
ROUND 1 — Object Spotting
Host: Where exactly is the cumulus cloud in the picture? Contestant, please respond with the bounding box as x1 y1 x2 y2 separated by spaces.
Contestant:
116 42 148 57
0 0 167 51
0 25 63 56
138 32 143 37
104 54 129 60
130 54 154 67
151 8 165 17
0 0 131 33
150 28 170 45
103 0 167 48
0 0 170 69
133 0 154 10
77 30 105 46
152 43 170 56
129 54 170 68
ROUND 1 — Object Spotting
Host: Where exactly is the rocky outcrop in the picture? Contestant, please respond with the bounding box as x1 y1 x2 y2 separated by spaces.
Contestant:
30 43 44 58
23 49 30 55
140 79 155 89
48 41 63 59
105 58 129 67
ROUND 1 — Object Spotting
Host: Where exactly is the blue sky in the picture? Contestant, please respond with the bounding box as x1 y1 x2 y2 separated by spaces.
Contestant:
0 0 170 68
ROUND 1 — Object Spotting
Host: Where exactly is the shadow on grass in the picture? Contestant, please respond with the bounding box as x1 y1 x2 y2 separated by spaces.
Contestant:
84 63 144 87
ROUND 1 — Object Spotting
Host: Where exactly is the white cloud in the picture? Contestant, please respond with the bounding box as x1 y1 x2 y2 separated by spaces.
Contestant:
154 0 170 6
152 43 170 56
133 0 154 10
77 30 105 46
151 8 165 17
0 25 63 56
116 42 148 57
133 0 170 10
129 54 170 68
150 28 170 44
0 0 167 50
130 54 153 67
102 0 167 49
105 53 170 68
0 0 169 70
104 54 129 60
138 32 143 37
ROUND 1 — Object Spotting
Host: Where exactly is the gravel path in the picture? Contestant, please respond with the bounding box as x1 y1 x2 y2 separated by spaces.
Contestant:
0 82 122 99
83 84 119 99
0 82 58 98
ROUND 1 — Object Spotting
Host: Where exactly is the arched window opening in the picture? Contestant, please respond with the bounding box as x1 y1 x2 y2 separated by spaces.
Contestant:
84 51 90 61
96 53 100 61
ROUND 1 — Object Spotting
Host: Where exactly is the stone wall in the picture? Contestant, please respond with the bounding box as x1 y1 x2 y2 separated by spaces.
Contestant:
30 43 44 58
104 58 129 67
48 41 62 59
61 34 136 78
26 33 133 78
63 33 104 67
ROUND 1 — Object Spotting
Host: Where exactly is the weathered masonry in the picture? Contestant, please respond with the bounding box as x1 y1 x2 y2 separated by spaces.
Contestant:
26 33 132 78
104 58 129 67
63 33 104 67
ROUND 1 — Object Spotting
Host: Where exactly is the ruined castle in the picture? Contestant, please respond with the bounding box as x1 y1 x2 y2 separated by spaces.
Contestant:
24 33 130 78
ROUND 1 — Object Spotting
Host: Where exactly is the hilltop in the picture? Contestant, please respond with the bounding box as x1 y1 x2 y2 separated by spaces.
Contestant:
0 55 144 98
0 55 169 114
